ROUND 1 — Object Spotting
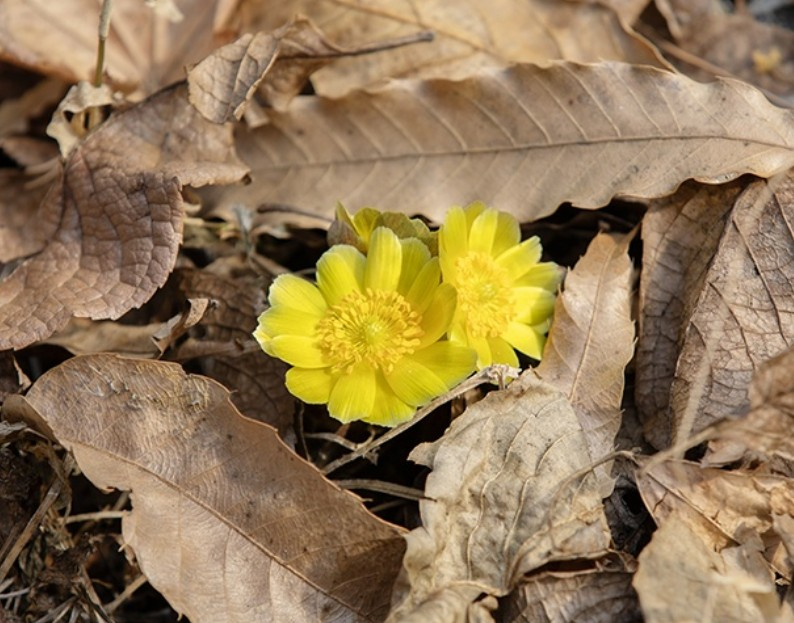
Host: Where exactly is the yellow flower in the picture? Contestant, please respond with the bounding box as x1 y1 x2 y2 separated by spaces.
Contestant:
439 202 563 369
255 227 476 426
328 204 437 255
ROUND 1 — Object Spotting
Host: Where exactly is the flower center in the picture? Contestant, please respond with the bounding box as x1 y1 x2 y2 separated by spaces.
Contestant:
316 289 423 373
454 252 515 338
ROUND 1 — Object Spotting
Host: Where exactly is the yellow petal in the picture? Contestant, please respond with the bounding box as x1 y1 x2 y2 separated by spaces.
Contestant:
469 335 494 369
362 372 416 427
439 206 468 283
268 274 326 316
352 207 381 243
503 321 546 360
487 336 520 367
317 245 365 306
462 201 488 228
384 356 450 407
406 258 441 314
268 335 327 368
397 238 432 297
410 342 476 388
492 211 521 257
418 282 456 347
515 261 564 291
513 287 556 324
285 367 334 403
468 208 499 254
365 227 402 292
496 237 542 281
256 306 321 339
328 365 377 423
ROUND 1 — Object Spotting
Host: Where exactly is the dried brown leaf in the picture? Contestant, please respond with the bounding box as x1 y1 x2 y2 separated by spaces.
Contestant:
637 460 794 558
44 318 162 358
571 0 651 26
0 351 28 404
208 62 794 225
500 566 641 623
175 267 294 440
637 172 794 448
705 347 794 474
388 373 610 621
0 167 61 263
633 514 783 623
0 84 247 351
537 232 635 494
19 354 404 622
189 17 352 124
232 0 664 97
0 0 235 98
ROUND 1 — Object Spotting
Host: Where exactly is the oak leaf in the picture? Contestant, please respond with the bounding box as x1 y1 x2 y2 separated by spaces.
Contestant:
207 62 794 225
15 354 405 622
0 83 247 350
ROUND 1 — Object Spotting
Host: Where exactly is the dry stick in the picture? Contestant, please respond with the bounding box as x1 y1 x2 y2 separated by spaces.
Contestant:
336 479 427 501
94 0 113 88
322 365 519 475
104 574 148 615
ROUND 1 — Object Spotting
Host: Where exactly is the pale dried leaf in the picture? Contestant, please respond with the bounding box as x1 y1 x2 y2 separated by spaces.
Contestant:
0 84 248 350
152 297 210 353
46 81 116 158
638 172 794 448
175 267 294 440
705 347 794 474
388 373 610 621
45 318 162 358
657 0 794 99
500 567 641 623
571 0 651 25
634 514 782 623
20 354 405 622
232 0 664 97
0 0 236 98
209 62 794 225
537 232 634 495
188 18 348 123
0 167 61 262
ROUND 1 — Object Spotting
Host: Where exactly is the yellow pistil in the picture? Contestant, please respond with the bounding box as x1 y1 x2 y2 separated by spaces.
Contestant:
454 252 515 338
316 288 423 373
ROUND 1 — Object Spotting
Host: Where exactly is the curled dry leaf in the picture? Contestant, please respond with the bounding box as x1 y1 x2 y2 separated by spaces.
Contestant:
209 62 794 225
705 347 794 474
0 0 234 97
388 373 610 621
175 267 295 441
499 566 641 623
189 17 362 124
637 172 794 449
45 318 163 358
633 514 783 623
18 354 404 623
537 232 635 495
0 83 247 351
232 0 664 97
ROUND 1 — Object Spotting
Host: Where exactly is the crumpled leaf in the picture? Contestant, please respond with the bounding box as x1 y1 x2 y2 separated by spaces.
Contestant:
500 566 641 623
231 0 664 97
637 171 794 449
0 83 247 351
174 266 295 441
208 61 794 225
45 318 163 358
633 514 784 623
0 351 29 404
15 353 404 622
537 232 635 495
188 17 389 124
46 81 117 158
636 459 794 568
704 347 794 475
0 0 236 98
388 373 610 622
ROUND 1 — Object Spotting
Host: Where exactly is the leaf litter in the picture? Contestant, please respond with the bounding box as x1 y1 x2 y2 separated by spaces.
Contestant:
2 1 794 621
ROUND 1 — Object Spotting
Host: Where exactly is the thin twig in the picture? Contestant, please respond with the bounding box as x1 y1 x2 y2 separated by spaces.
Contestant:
94 0 113 88
322 365 518 475
336 479 428 501
104 574 148 614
